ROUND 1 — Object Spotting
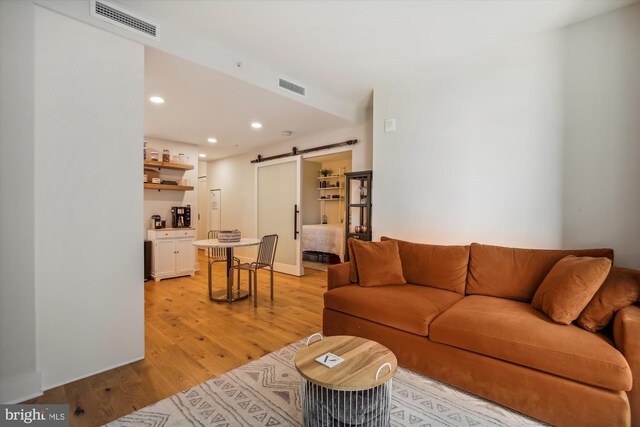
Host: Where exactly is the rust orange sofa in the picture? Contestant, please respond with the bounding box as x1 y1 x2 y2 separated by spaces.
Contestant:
323 238 639 427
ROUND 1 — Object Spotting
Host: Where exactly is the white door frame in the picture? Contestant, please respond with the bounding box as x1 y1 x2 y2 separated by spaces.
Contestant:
255 156 303 276
197 177 210 241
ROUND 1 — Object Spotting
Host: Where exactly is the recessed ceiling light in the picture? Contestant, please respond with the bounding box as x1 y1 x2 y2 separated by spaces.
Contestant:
281 130 293 136
251 122 263 129
207 138 217 143
199 153 206 158
149 96 165 104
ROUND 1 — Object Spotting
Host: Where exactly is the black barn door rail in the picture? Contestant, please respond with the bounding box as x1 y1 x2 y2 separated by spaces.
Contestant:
250 139 358 164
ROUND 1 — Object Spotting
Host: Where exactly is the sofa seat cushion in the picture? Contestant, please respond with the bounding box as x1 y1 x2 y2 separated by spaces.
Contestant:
430 295 631 391
324 284 463 336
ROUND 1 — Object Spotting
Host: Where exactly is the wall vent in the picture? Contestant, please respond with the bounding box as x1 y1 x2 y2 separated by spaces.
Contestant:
279 78 306 96
90 0 159 39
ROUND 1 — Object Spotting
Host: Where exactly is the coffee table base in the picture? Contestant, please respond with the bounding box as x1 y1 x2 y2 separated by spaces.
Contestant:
300 378 392 427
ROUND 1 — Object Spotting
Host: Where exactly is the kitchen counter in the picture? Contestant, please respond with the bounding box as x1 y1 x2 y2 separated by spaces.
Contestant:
149 227 195 231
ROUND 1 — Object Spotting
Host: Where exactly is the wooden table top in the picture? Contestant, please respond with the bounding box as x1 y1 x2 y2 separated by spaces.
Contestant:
294 335 397 391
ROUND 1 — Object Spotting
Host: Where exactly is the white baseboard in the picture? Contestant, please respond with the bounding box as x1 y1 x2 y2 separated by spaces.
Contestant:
41 355 144 392
0 371 42 404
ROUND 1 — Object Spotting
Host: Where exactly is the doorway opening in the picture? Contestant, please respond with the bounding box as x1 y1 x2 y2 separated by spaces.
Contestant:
300 151 353 271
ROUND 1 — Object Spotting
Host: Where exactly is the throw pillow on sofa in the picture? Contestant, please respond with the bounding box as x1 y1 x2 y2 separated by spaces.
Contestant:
532 255 612 325
350 239 406 287
576 267 640 332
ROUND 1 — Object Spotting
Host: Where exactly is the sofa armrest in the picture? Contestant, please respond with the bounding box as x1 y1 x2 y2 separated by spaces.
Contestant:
327 262 352 290
614 305 640 426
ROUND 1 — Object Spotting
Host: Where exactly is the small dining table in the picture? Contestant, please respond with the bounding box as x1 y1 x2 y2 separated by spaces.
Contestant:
193 238 261 303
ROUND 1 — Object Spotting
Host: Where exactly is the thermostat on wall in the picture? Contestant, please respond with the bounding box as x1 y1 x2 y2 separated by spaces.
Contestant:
384 118 396 133
315 352 344 368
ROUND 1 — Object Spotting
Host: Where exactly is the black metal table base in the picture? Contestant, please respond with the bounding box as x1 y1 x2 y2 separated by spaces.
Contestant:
208 246 249 303
209 289 249 302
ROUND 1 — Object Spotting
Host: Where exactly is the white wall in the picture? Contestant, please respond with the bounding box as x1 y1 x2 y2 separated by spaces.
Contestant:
561 3 640 268
372 3 640 268
198 161 208 177
374 33 564 248
144 137 199 235
0 0 40 404
34 7 144 389
207 120 371 259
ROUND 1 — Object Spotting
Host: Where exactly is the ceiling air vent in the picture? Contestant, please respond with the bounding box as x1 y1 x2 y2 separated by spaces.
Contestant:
279 78 306 96
90 0 159 39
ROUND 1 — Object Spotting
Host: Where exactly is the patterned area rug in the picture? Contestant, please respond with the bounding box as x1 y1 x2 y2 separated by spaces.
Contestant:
107 340 546 427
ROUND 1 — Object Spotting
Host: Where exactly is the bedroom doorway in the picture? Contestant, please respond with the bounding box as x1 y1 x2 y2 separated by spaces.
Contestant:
301 151 352 272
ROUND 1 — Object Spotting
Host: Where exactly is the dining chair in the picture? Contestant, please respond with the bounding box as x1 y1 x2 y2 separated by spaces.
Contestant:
207 230 241 299
230 234 278 307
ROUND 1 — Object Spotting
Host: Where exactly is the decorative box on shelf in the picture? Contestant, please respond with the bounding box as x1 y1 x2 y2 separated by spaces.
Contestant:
218 230 241 243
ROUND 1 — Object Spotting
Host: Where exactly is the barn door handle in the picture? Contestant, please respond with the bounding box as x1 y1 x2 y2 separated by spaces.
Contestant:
294 204 300 240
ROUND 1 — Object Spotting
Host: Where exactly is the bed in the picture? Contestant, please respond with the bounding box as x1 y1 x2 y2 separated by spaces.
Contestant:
302 224 345 262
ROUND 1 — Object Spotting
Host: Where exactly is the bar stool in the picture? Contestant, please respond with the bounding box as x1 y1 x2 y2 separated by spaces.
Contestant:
207 230 241 299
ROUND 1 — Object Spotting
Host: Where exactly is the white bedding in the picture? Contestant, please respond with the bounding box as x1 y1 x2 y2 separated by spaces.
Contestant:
302 224 345 261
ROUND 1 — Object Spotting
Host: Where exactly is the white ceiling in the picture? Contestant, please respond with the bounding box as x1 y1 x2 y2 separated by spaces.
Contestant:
139 0 636 160
130 0 635 110
144 47 353 160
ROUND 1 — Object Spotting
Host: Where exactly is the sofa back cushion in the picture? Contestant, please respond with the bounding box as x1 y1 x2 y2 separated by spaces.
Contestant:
467 243 614 301
381 237 469 295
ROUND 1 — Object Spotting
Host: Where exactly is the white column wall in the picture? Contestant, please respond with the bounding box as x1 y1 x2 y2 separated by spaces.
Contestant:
34 7 145 389
0 0 40 403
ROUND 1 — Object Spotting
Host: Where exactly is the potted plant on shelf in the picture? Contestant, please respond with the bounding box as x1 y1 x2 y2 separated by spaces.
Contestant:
319 168 334 177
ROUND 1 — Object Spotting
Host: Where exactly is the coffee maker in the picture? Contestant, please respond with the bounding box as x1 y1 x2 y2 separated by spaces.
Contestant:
151 215 162 229
171 205 191 228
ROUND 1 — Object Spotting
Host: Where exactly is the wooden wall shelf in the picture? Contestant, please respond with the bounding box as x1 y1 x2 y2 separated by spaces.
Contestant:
144 160 194 171
144 183 194 191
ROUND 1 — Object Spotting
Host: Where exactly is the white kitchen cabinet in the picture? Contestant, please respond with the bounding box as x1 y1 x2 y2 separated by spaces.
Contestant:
147 229 196 281
175 238 195 276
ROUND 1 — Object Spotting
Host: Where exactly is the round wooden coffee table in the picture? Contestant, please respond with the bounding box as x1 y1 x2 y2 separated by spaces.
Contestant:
295 334 397 426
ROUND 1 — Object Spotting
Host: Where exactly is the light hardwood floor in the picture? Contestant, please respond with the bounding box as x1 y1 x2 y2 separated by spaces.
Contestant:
26 251 328 426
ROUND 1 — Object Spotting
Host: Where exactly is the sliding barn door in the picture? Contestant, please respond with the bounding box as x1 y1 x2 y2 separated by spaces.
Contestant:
256 157 303 276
